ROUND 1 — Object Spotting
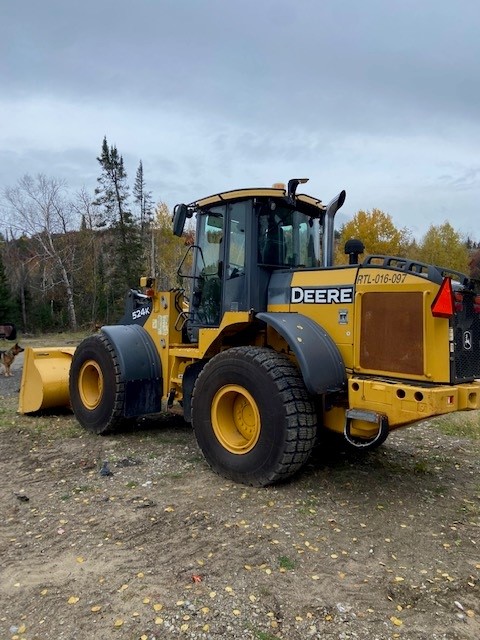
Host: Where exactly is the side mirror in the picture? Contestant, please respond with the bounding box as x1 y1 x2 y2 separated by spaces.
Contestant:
173 203 191 237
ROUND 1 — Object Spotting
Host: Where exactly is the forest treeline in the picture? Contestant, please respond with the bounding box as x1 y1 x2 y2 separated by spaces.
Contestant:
1 137 479 334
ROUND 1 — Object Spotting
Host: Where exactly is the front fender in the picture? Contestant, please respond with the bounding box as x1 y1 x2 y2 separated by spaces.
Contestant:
101 324 162 417
256 312 346 395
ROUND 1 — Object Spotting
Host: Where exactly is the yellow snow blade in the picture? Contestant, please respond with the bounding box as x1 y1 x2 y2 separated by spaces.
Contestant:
18 347 76 414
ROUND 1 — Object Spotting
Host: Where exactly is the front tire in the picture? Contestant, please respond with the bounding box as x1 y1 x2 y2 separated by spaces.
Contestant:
191 347 318 486
69 333 129 434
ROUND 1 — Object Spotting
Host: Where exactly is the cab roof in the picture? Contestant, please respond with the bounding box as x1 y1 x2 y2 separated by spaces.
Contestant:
193 186 326 211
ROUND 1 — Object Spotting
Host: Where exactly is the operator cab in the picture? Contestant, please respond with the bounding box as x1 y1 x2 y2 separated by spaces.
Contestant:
173 180 345 342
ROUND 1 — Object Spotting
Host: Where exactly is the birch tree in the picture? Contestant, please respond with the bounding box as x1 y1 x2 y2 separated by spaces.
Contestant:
3 174 79 330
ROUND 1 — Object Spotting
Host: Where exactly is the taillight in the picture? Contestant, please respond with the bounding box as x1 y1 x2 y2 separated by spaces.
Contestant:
454 291 464 312
431 277 455 318
474 295 480 314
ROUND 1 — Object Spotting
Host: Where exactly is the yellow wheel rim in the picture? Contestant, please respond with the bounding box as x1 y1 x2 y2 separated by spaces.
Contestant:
211 384 261 455
78 360 104 410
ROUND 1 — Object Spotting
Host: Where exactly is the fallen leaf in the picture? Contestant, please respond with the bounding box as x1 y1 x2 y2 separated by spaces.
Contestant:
76 556 85 563
113 619 124 627
67 596 79 604
192 574 202 583
91 605 101 612
390 616 403 626
153 603 163 611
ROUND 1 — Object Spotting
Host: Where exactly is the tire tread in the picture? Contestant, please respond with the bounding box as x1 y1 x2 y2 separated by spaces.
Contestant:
192 346 318 486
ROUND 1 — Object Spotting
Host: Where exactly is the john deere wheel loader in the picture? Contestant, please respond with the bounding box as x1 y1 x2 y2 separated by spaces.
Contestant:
19 179 480 486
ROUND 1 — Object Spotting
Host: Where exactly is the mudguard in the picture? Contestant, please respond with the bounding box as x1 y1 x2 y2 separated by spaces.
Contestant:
101 324 163 417
256 312 346 395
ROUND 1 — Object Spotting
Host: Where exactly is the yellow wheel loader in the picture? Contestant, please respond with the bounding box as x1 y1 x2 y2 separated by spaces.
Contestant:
19 179 480 486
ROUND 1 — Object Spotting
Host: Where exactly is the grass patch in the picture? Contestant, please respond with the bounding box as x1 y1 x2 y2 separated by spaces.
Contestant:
245 622 278 640
72 485 91 494
278 555 295 571
0 397 84 438
255 632 278 640
430 412 480 440
21 330 89 347
413 460 431 474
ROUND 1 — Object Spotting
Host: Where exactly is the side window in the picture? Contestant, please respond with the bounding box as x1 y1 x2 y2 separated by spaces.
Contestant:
258 207 293 266
191 208 224 327
202 211 224 275
227 201 247 278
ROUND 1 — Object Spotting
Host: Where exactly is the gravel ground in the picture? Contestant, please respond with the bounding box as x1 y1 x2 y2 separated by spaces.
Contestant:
0 349 479 640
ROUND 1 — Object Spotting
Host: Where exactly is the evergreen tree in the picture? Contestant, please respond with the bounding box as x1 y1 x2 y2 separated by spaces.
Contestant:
94 136 143 315
133 160 155 273
133 160 154 233
0 246 18 322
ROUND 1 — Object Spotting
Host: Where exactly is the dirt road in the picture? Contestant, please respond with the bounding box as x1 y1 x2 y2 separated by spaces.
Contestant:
0 353 479 640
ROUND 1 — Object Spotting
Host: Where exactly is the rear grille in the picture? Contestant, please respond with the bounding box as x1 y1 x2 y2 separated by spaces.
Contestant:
453 291 480 382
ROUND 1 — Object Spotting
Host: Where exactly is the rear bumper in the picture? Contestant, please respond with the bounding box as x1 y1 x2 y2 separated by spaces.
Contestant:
348 377 480 429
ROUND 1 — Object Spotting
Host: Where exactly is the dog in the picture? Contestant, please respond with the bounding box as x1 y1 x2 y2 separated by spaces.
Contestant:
0 343 24 377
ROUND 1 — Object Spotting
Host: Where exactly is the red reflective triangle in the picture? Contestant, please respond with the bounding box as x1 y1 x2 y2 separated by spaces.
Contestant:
431 277 454 318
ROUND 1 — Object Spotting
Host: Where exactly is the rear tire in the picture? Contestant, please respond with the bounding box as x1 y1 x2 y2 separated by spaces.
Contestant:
191 346 318 486
69 333 129 434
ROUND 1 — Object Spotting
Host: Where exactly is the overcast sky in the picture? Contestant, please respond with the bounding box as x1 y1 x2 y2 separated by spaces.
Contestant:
1 0 479 240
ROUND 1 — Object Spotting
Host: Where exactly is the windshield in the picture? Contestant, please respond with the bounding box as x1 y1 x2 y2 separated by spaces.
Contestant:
257 203 322 268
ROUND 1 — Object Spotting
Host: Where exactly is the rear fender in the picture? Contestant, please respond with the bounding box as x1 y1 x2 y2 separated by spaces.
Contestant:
101 325 162 418
256 312 346 395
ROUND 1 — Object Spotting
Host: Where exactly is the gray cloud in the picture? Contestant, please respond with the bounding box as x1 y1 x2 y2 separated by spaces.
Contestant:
1 0 479 238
